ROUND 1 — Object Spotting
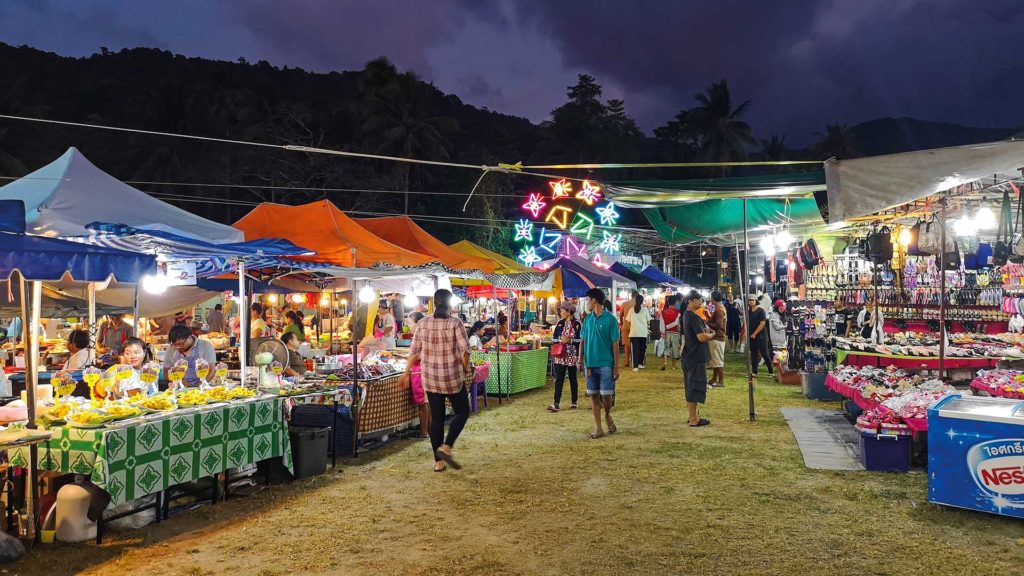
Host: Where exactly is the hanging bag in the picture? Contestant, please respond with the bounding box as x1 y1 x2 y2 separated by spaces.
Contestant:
1011 182 1024 260
994 189 1013 265
867 226 893 264
906 220 927 256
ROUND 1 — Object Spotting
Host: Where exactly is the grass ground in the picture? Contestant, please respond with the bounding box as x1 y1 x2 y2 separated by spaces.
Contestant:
9 353 1024 575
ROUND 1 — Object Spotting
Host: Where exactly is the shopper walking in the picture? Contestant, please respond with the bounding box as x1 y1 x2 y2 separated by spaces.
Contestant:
707 291 727 387
580 288 620 439
401 289 472 472
660 294 681 370
681 292 715 427
725 296 742 352
547 301 581 412
747 295 773 375
625 291 650 371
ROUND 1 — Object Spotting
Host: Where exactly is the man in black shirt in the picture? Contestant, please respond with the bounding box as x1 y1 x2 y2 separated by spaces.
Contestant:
834 296 852 337
747 295 774 376
681 292 716 427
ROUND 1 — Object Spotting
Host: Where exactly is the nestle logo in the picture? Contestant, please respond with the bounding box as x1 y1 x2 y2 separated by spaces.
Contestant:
980 466 1024 487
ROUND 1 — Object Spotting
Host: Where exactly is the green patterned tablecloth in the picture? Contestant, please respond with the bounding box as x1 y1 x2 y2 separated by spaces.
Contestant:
472 348 549 395
9 396 292 506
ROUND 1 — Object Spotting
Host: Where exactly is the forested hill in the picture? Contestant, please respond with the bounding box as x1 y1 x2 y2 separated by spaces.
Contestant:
0 42 1018 248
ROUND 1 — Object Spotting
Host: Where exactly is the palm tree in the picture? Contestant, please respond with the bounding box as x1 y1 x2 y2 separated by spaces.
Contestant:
684 80 757 173
759 134 789 162
811 124 858 160
358 63 458 213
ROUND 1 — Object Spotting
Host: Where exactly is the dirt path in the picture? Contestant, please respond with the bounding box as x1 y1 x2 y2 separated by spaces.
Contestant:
9 354 1024 575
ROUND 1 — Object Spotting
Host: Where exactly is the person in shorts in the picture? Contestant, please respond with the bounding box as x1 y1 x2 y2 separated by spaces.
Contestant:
660 294 681 371
580 288 620 439
681 292 715 427
707 291 727 387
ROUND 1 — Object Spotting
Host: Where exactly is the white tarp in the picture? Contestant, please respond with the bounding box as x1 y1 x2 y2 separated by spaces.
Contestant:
0 147 243 243
825 139 1024 223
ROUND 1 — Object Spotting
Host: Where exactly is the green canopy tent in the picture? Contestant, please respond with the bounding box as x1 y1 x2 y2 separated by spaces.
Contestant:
605 172 827 244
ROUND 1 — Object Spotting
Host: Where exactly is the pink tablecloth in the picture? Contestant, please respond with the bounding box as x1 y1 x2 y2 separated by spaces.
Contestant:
970 379 1024 400
825 373 929 433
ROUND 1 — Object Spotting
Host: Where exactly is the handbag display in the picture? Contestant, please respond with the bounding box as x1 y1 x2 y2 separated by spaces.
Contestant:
1011 183 1024 260
918 217 954 255
906 220 927 256
867 226 893 264
994 189 1013 265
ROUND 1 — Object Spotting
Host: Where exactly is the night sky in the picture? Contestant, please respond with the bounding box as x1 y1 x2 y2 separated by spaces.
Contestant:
5 0 1024 144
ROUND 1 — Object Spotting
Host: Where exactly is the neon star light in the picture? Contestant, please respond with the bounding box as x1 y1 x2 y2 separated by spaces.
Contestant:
537 228 562 254
518 245 542 266
575 180 603 206
591 252 609 268
545 205 574 230
523 193 547 218
569 212 595 240
599 230 621 254
514 219 534 242
596 202 620 226
549 178 573 199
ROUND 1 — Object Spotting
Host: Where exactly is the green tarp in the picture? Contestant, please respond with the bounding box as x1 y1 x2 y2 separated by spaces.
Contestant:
605 173 827 243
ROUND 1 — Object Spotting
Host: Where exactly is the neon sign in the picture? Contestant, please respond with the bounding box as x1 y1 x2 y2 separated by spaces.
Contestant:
549 178 572 199
596 202 619 226
522 193 547 218
575 180 603 206
515 178 622 265
514 219 534 242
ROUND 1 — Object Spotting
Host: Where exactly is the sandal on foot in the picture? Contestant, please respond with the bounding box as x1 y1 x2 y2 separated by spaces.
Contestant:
433 462 447 472
688 418 711 428
569 403 578 410
589 431 605 439
546 404 560 412
435 449 462 470
607 424 618 434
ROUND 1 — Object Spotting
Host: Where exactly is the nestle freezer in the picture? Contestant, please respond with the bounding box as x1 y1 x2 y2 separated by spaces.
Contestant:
928 394 1024 519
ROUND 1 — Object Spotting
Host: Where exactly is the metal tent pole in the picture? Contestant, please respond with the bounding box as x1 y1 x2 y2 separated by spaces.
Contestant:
25 278 42 540
493 284 501 405
132 283 141 343
87 282 96 364
742 199 756 422
237 259 248 385
938 198 947 377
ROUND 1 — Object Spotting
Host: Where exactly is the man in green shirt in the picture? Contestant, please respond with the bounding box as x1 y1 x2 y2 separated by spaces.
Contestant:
580 287 620 439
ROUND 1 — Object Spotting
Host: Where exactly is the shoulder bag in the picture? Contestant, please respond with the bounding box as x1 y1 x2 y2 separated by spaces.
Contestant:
995 189 1014 265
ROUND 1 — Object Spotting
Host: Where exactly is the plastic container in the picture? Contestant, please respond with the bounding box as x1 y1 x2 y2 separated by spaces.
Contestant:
858 431 910 473
291 404 355 458
801 372 842 401
288 426 329 479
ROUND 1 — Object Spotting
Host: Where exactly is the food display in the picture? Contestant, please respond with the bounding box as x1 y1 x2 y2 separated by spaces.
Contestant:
201 331 231 350
311 351 406 380
195 357 211 386
168 358 188 388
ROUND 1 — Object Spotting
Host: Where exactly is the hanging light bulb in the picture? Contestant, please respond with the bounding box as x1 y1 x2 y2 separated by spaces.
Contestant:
403 293 419 308
547 296 557 304
975 198 996 230
898 227 912 246
755 275 764 285
450 294 463 306
358 285 375 303
141 274 167 295
319 296 330 307
759 235 776 254
775 230 795 251
291 293 305 304
788 260 796 271
954 215 977 237
267 294 278 305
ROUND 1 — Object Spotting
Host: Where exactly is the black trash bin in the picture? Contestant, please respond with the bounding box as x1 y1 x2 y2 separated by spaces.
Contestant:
289 426 329 479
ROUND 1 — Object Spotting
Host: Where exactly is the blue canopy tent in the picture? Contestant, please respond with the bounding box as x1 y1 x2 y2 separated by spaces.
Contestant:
539 256 636 298
0 199 155 540
639 265 685 287
609 262 659 290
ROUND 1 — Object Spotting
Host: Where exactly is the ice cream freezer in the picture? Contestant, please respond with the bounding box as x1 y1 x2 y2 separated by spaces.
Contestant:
928 394 1024 519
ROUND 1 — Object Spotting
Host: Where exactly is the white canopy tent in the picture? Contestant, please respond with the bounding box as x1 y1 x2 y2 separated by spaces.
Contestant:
0 147 243 243
825 138 1024 223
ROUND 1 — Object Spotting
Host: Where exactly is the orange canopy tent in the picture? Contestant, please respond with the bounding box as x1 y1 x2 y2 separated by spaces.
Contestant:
234 201 435 269
352 216 496 273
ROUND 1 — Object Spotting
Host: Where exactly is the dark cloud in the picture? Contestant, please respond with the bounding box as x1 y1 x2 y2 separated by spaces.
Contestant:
3 0 1024 144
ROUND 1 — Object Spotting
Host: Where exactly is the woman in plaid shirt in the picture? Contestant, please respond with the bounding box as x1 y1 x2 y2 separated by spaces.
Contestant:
401 289 472 472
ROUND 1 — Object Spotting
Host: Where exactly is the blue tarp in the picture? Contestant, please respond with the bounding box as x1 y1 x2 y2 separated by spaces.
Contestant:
70 223 321 278
1 232 156 282
609 262 659 289
195 278 291 294
639 265 685 287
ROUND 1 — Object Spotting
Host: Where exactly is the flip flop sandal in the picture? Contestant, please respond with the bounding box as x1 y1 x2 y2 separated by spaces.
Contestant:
570 404 578 410
546 405 559 412
689 418 711 428
607 424 618 434
433 462 447 473
435 450 462 470
589 432 605 439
